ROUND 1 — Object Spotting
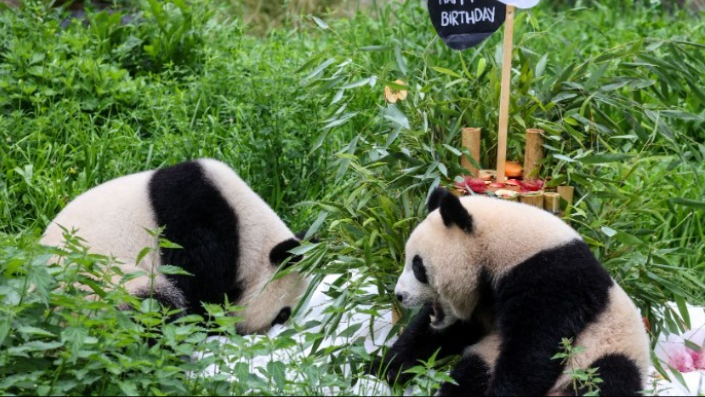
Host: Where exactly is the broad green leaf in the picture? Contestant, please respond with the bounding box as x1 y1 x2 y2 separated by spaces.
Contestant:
442 144 462 156
159 265 194 277
580 154 633 164
341 78 371 90
672 198 705 211
322 112 358 130
136 247 153 265
338 322 363 338
601 226 617 238
267 361 287 390
304 58 336 81
675 295 691 329
0 322 11 345
431 67 462 79
118 381 139 397
17 326 56 339
684 339 702 353
536 54 548 78
304 212 328 241
614 232 646 247
476 58 488 78
383 105 410 130
159 239 183 249
287 243 320 257
312 16 329 30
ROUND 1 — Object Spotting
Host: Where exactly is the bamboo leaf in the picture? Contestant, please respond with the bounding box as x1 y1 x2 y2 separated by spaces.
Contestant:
431 67 463 79
671 198 705 211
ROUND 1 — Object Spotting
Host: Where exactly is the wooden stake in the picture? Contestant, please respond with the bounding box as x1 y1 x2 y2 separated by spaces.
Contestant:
496 5 515 183
524 129 545 181
461 128 482 176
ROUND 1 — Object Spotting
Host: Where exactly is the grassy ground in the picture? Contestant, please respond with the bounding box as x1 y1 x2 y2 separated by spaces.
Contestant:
1 0 704 395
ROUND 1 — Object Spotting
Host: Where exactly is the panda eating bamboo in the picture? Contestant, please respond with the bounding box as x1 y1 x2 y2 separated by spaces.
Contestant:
42 159 310 334
375 187 651 396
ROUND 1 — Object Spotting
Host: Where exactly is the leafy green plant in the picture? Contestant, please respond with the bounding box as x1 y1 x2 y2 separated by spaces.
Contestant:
295 0 705 335
552 338 604 396
1 0 704 395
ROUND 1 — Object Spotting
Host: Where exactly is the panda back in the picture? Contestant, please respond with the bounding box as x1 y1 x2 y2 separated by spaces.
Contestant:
41 170 158 269
148 160 246 315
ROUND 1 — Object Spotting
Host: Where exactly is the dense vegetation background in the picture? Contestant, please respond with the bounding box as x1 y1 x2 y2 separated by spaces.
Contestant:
1 0 704 395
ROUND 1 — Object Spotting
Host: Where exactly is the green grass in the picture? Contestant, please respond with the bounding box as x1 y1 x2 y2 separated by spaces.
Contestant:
1 0 704 395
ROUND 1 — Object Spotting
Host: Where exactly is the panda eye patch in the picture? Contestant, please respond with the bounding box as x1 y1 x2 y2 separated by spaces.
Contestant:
272 307 292 326
412 255 429 284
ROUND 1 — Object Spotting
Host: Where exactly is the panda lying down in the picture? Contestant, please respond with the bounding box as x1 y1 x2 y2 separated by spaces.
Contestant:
373 188 651 396
42 159 309 335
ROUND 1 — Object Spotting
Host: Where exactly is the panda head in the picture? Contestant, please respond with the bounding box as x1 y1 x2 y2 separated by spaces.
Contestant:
234 232 312 334
395 188 481 330
395 187 579 330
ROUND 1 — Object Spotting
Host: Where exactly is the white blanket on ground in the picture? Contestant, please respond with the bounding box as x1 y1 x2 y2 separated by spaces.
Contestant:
197 275 705 396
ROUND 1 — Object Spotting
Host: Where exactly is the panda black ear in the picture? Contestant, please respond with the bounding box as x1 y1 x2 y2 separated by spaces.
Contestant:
439 192 473 234
270 238 304 269
428 187 449 213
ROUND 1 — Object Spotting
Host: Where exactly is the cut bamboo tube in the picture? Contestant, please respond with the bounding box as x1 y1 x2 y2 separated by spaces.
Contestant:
392 305 404 335
392 306 401 325
521 193 544 209
544 193 561 215
496 6 515 183
461 128 482 177
557 186 575 209
524 129 545 181
480 170 496 181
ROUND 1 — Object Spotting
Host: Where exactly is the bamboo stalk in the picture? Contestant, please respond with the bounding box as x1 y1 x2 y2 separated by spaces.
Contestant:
544 193 561 215
392 305 404 335
521 193 544 209
524 129 545 180
496 5 515 183
557 186 575 221
392 305 401 325
557 186 575 209
461 128 482 177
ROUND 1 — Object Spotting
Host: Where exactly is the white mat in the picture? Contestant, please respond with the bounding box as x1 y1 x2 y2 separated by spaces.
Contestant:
195 275 705 396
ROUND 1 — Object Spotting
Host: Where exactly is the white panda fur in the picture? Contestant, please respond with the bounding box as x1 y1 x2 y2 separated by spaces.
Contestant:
376 188 650 396
42 159 309 334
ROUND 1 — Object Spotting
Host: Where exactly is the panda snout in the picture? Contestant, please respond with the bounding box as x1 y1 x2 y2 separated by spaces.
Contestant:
395 293 405 303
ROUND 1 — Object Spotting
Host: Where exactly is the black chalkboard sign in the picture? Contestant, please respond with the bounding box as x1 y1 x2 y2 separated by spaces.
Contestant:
428 0 507 51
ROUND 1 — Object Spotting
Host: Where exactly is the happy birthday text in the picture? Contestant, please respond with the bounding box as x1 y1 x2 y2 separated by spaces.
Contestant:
440 7 497 27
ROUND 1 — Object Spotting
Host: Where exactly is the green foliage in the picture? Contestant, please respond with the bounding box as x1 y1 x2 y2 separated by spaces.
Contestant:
553 338 604 396
230 0 347 31
0 0 329 234
1 0 704 395
295 0 705 336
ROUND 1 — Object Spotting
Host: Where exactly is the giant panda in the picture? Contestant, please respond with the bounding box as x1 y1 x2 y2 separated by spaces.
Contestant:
374 187 651 396
41 159 310 334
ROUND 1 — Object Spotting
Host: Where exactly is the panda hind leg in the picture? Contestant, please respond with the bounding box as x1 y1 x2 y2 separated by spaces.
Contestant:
438 333 500 396
437 353 492 396
568 354 643 397
127 275 187 317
